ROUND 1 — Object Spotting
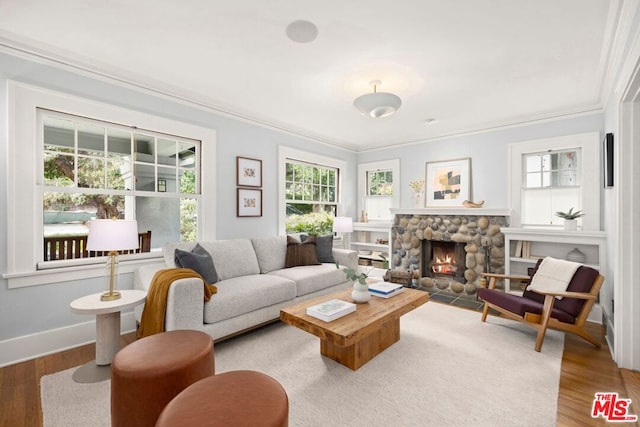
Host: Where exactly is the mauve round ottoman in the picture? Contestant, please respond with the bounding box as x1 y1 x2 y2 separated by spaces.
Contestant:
155 370 289 427
111 330 214 427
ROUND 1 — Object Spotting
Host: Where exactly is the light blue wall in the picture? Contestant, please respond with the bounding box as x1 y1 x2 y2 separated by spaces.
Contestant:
0 52 356 342
358 114 604 210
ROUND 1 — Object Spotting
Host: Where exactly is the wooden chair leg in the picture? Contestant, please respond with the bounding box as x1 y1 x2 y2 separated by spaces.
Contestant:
535 295 556 352
481 302 490 322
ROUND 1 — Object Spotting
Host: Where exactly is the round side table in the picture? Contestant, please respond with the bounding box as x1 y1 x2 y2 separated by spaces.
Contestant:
70 289 146 383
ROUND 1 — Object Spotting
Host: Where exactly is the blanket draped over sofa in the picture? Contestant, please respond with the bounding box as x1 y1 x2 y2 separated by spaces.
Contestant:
137 268 218 338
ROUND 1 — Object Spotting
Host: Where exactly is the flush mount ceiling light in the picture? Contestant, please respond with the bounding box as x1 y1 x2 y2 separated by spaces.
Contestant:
286 20 318 43
353 80 402 118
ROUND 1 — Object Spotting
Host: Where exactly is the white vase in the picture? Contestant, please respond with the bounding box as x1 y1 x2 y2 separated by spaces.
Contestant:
414 192 423 208
351 282 370 303
563 219 578 231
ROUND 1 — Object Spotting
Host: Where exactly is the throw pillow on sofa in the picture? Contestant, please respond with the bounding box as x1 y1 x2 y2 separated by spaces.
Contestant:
285 235 321 268
301 234 335 263
175 243 219 284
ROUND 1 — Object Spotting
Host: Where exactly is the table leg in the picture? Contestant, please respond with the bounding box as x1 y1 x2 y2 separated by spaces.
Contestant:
72 311 120 383
96 311 121 365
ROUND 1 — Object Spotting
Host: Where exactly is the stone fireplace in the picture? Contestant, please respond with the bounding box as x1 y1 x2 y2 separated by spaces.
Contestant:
390 210 509 296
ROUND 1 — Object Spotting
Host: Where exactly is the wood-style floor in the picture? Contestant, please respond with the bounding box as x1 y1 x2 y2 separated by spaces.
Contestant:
1 315 638 427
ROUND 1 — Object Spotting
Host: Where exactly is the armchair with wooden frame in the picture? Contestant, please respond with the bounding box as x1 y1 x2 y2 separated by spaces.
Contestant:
478 258 604 352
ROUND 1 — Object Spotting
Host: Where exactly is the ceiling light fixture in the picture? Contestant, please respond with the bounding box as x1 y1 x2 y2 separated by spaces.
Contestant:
353 80 402 118
286 20 318 43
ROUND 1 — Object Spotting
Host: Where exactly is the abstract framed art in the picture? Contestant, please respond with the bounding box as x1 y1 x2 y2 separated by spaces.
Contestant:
425 158 471 207
236 156 262 187
237 188 262 217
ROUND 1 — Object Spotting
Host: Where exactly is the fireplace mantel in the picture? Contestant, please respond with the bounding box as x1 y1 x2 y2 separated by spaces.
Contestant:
390 208 511 217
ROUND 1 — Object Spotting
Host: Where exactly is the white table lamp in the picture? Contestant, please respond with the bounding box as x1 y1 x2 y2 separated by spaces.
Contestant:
333 216 353 249
86 219 139 301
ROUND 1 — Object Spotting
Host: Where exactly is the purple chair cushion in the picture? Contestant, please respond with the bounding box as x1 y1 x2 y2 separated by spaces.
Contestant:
478 287 576 324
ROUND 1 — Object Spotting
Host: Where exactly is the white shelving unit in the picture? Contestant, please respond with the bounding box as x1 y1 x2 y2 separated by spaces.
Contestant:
350 221 392 277
502 227 607 323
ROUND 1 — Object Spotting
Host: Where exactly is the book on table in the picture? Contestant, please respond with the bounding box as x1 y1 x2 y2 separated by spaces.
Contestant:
368 281 405 298
305 299 356 322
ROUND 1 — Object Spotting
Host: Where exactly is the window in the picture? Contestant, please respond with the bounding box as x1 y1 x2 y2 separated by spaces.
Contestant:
284 159 338 235
509 133 599 230
521 149 581 226
6 82 216 288
40 109 200 264
358 159 400 221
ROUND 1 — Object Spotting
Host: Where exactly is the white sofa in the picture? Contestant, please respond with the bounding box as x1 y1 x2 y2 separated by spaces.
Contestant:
134 236 358 341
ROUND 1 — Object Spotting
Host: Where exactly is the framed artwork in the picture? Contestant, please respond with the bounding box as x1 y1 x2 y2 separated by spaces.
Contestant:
603 133 614 188
237 156 262 187
425 158 471 207
237 188 262 217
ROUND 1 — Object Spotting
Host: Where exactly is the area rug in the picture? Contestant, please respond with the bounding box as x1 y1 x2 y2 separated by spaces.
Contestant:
41 302 564 426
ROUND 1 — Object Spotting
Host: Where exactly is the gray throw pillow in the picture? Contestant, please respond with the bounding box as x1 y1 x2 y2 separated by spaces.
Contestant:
301 234 335 263
174 243 219 284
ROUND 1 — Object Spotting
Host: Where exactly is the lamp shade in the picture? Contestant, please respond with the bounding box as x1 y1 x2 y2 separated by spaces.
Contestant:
353 91 402 118
86 219 139 251
333 216 353 233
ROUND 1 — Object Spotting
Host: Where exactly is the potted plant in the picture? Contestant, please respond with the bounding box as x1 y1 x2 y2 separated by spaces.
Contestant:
555 208 584 231
337 263 370 303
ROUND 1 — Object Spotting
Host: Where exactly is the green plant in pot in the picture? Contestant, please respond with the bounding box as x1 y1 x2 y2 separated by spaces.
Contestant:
556 208 584 230
336 262 370 303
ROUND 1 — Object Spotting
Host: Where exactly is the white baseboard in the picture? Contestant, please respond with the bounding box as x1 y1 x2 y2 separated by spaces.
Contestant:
0 312 137 367
587 303 603 324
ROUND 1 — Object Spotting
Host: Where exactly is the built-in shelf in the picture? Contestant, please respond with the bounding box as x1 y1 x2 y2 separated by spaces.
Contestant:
349 221 392 273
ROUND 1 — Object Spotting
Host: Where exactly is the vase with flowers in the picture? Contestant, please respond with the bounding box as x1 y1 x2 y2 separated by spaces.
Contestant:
409 180 425 208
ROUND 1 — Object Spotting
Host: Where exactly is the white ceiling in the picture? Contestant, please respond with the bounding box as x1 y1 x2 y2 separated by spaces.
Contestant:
0 0 620 151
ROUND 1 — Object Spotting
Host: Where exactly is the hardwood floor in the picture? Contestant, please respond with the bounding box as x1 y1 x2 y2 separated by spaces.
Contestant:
1 322 638 426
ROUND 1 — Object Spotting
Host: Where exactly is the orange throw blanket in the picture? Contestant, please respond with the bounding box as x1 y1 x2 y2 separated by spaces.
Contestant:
137 268 218 338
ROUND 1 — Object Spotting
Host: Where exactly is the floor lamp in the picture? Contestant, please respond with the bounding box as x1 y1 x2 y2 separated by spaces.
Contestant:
86 219 139 301
333 216 353 249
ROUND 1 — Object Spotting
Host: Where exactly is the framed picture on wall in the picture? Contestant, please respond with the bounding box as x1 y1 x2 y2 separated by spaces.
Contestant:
237 156 262 187
425 158 471 207
237 188 262 217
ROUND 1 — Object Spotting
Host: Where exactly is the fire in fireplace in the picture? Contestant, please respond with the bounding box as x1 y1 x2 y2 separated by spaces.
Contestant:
423 240 466 283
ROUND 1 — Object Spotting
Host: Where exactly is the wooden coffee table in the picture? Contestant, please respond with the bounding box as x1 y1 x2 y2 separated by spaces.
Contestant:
280 287 428 370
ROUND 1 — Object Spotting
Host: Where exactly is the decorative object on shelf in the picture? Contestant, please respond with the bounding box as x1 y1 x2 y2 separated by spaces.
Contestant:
86 218 139 301
555 207 584 231
237 188 262 217
333 216 353 249
409 179 425 208
236 156 262 187
566 248 587 263
462 199 484 208
353 80 402 119
425 158 471 207
360 210 368 222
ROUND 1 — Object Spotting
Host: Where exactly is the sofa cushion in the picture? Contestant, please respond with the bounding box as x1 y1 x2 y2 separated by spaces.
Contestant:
250 236 287 273
268 263 348 297
285 235 320 268
301 234 335 264
203 275 297 324
199 240 260 281
174 243 219 284
163 242 197 267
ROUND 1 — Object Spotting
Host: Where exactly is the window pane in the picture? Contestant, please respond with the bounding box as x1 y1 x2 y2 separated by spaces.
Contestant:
107 158 127 190
78 156 105 188
180 198 198 242
180 170 196 194
178 141 197 169
522 189 552 225
43 116 74 152
158 166 174 192
107 128 131 158
525 155 540 172
134 163 155 191
44 152 75 187
78 122 105 156
526 172 540 188
134 134 155 163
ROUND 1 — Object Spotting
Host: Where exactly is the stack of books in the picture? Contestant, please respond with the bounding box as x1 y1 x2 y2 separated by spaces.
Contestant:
368 281 404 298
305 299 356 322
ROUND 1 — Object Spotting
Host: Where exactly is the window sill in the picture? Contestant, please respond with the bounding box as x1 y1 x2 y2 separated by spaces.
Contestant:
3 253 163 289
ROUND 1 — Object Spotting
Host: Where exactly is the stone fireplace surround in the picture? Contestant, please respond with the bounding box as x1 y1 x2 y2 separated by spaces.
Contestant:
390 209 510 297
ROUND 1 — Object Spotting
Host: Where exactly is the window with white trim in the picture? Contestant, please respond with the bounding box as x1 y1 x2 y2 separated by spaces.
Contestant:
521 148 581 226
40 109 201 265
5 82 216 288
509 132 599 230
358 159 400 221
